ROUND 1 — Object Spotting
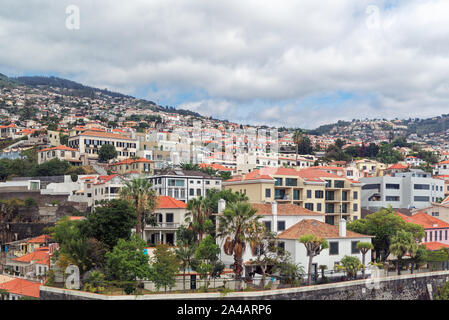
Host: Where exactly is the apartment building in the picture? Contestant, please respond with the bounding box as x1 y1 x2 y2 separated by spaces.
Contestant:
148 169 222 203
0 123 18 139
354 159 387 177
68 130 137 161
433 159 449 176
223 167 362 225
361 169 445 210
38 145 81 165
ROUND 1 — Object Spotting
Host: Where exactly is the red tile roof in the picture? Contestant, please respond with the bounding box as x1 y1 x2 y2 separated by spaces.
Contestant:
0 279 41 298
27 235 51 244
13 249 49 266
387 163 409 170
77 130 132 140
39 145 78 153
109 158 153 166
156 196 187 209
423 242 449 251
397 211 449 229
199 163 233 171
277 219 371 240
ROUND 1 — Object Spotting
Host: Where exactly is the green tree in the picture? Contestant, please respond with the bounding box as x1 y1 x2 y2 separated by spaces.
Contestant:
389 230 415 275
186 197 214 244
356 242 374 278
175 238 197 292
98 144 118 162
149 244 180 292
299 235 329 285
347 206 424 262
292 130 303 164
217 201 261 283
119 178 158 239
338 255 362 280
105 234 150 288
436 281 449 300
82 199 137 250
193 235 221 291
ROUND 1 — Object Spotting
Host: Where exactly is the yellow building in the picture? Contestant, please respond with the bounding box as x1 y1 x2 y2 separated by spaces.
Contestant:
38 145 81 165
223 167 362 225
354 159 387 177
109 157 154 175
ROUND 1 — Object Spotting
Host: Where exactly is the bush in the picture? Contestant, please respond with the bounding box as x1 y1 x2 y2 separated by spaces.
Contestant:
25 197 38 207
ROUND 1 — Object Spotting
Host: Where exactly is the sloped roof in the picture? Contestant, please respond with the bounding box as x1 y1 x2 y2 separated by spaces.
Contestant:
423 242 449 251
156 196 187 209
0 278 41 298
277 219 371 240
39 145 78 153
397 211 449 229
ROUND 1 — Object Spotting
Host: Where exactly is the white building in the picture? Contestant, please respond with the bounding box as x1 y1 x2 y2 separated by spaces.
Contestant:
361 169 445 210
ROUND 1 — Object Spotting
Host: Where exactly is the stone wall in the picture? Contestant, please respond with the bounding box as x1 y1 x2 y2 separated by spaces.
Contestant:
39 270 449 300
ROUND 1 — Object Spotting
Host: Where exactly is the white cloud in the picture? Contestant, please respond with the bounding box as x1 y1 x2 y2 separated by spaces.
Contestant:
1 0 449 128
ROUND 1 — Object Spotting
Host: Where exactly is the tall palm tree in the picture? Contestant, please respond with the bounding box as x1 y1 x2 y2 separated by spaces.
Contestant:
356 242 374 278
119 178 158 239
217 201 261 282
185 197 212 244
389 230 415 275
292 130 303 166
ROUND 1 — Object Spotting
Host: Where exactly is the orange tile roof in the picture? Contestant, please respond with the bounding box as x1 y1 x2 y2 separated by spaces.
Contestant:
95 174 119 185
156 196 187 209
199 163 233 171
13 249 49 265
39 145 78 153
423 242 449 251
277 219 372 240
251 203 323 216
0 279 41 298
27 235 51 244
397 211 449 229
437 160 449 165
109 158 153 166
387 163 409 170
77 130 133 140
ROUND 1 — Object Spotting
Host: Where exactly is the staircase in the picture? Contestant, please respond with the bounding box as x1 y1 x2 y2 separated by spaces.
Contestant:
91 163 108 176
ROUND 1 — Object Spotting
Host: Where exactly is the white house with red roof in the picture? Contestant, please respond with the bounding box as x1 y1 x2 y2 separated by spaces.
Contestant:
433 159 449 176
143 195 188 245
405 155 425 167
0 278 41 300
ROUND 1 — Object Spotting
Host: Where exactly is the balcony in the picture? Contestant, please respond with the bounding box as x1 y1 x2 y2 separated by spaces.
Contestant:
145 222 180 230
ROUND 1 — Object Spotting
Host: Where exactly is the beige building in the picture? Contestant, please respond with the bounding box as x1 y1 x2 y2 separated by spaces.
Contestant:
68 130 137 161
109 157 154 175
38 145 81 165
223 167 362 225
354 159 387 177
47 130 61 147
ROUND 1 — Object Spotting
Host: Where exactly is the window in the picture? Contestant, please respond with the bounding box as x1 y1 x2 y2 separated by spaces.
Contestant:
446 230 448 241
306 190 312 198
430 231 432 241
305 203 314 211
286 178 297 186
432 212 440 217
278 242 285 250
196 189 201 196
277 221 286 231
317 203 322 212
315 190 324 198
435 230 438 241
386 184 400 189
334 180 345 188
265 189 271 198
440 230 443 241
329 242 339 255
166 213 174 223
386 196 400 201
264 221 271 231
414 184 430 190
275 178 283 186
414 196 430 202
293 189 300 200
351 241 360 254
353 191 358 200
353 204 358 212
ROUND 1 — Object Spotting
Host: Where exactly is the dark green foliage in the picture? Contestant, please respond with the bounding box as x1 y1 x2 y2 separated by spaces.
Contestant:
98 144 118 162
82 199 137 250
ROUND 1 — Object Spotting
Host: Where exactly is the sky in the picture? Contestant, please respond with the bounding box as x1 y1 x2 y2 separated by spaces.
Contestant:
1 0 449 129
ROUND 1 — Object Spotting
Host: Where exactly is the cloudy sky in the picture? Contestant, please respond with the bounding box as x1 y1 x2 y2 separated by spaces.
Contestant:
1 0 449 128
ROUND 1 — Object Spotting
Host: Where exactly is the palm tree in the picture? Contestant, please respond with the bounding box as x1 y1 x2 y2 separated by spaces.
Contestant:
356 242 374 278
299 234 329 285
292 130 303 166
119 178 158 239
185 197 213 244
389 230 415 275
217 201 261 283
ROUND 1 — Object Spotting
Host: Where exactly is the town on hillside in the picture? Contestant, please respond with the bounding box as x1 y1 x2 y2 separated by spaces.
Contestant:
2 77 449 300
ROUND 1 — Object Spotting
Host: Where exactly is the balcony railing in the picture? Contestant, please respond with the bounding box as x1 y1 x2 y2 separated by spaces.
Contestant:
145 222 180 229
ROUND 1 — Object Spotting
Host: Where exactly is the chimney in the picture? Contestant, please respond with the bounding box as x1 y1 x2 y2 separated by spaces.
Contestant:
272 202 278 233
218 199 226 213
339 218 346 237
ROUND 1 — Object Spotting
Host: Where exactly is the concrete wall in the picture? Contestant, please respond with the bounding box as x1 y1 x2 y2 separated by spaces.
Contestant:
39 270 449 300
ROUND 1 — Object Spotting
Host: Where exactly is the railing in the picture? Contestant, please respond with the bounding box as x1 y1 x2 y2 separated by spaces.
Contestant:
145 222 180 229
